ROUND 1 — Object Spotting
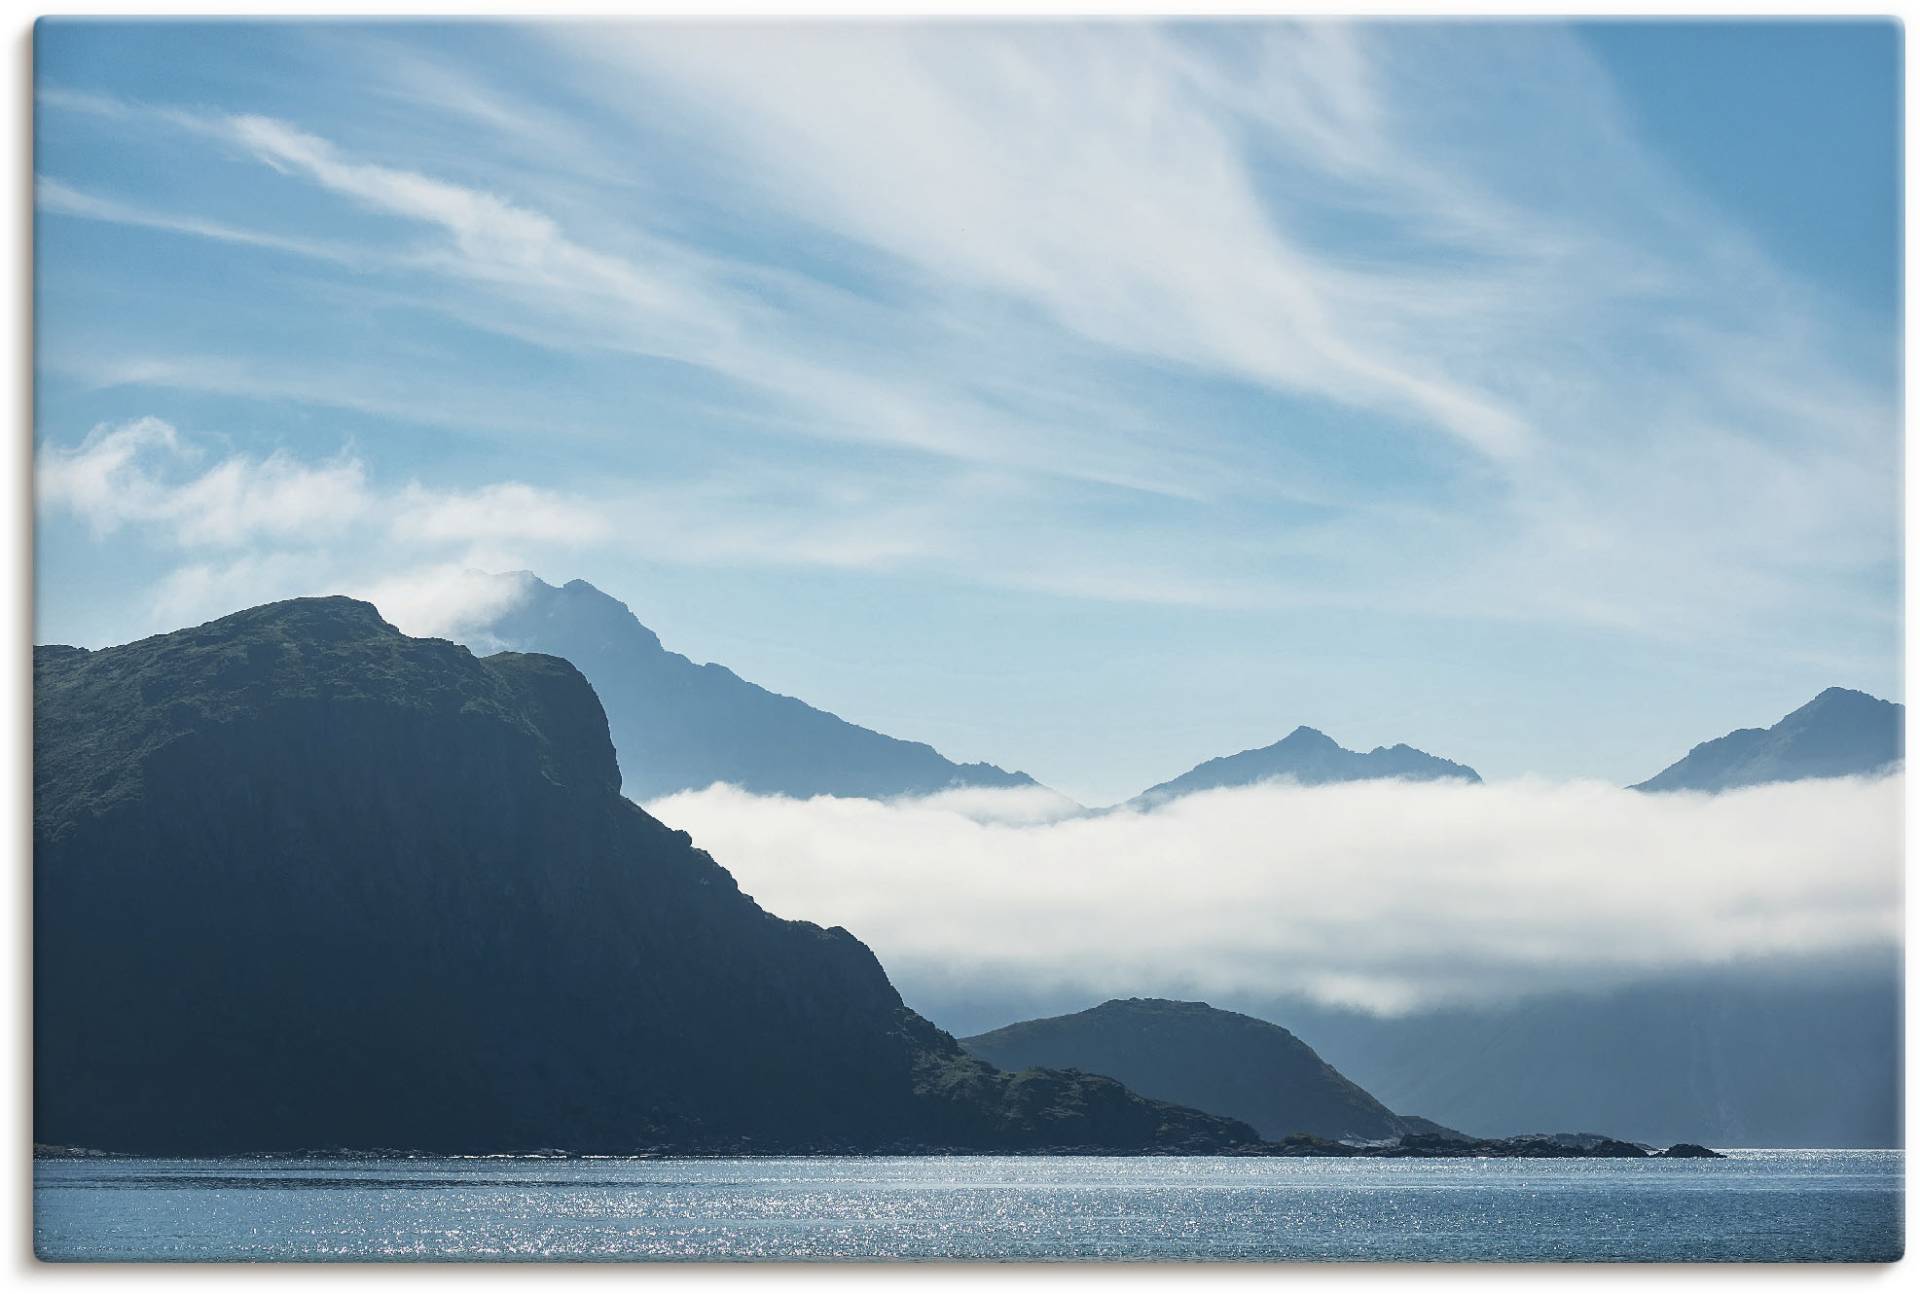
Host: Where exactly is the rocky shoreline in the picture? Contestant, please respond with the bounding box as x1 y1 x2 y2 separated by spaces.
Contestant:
1261 1133 1724 1159
36 1135 1726 1161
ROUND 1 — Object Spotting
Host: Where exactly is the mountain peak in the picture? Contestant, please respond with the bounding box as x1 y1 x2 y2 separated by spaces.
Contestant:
1798 686 1889 716
207 595 397 641
485 572 664 657
461 572 1042 801
1131 726 1479 805
1633 687 1903 792
1099 996 1215 1013
558 576 629 607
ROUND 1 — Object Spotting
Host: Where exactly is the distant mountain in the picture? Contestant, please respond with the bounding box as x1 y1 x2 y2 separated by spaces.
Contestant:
33 598 1261 1155
461 573 1041 802
904 954 1902 1151
1232 960 1902 1149
963 998 1438 1143
1632 687 1903 792
1131 725 1479 806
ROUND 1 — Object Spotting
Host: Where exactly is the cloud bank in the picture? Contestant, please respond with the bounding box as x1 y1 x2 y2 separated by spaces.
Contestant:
647 775 1902 1015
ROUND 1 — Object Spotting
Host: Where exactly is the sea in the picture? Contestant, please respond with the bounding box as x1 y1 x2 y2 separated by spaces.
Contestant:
34 1149 1903 1263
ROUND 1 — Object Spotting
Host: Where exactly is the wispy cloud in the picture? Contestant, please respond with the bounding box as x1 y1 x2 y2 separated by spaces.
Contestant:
48 352 634 452
42 87 1238 501
648 775 1903 1015
555 22 1540 459
391 481 612 548
225 112 747 358
36 177 368 266
543 21 1896 639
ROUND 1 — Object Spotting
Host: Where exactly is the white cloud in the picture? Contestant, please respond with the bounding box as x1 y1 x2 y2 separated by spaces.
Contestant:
391 482 613 547
543 22 1895 643
37 417 370 546
37 419 610 557
37 418 1079 643
142 555 540 647
35 177 367 265
211 111 1227 500
560 23 1533 461
646 775 1903 1015
36 420 620 637
54 352 622 451
227 113 738 348
148 550 340 633
34 414 182 533
39 86 1317 502
899 784 1088 826
353 564 536 641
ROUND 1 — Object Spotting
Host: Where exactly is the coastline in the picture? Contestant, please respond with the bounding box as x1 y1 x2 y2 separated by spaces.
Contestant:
34 1135 1728 1161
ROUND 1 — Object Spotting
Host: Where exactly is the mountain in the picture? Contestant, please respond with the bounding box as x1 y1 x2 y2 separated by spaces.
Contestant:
32 597 1259 1156
1131 725 1480 806
963 998 1430 1143
1631 687 1903 792
904 954 1901 1150
461 573 1041 802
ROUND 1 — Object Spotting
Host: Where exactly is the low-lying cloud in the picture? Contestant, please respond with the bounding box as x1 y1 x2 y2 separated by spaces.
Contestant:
646 776 1902 1015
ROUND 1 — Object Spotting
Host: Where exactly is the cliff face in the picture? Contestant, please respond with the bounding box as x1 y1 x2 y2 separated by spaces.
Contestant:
33 599 1251 1155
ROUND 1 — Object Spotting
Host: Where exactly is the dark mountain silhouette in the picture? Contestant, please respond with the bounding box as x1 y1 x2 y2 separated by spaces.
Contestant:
463 573 1041 802
963 998 1445 1143
1632 687 1903 792
1131 725 1479 806
32 598 1259 1156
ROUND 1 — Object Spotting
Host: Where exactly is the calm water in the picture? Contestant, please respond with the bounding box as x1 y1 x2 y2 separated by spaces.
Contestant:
35 1150 1903 1263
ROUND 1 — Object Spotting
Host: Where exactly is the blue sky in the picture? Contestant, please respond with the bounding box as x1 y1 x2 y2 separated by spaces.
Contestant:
33 19 1902 804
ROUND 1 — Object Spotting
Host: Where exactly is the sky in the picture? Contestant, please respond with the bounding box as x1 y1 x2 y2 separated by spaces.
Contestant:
33 19 1903 806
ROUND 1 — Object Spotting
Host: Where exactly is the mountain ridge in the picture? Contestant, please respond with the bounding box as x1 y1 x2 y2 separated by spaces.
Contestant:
1632 686 1903 792
466 573 1045 803
1130 724 1480 807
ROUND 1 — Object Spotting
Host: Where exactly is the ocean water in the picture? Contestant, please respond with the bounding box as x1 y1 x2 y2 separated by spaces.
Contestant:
34 1150 1903 1263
